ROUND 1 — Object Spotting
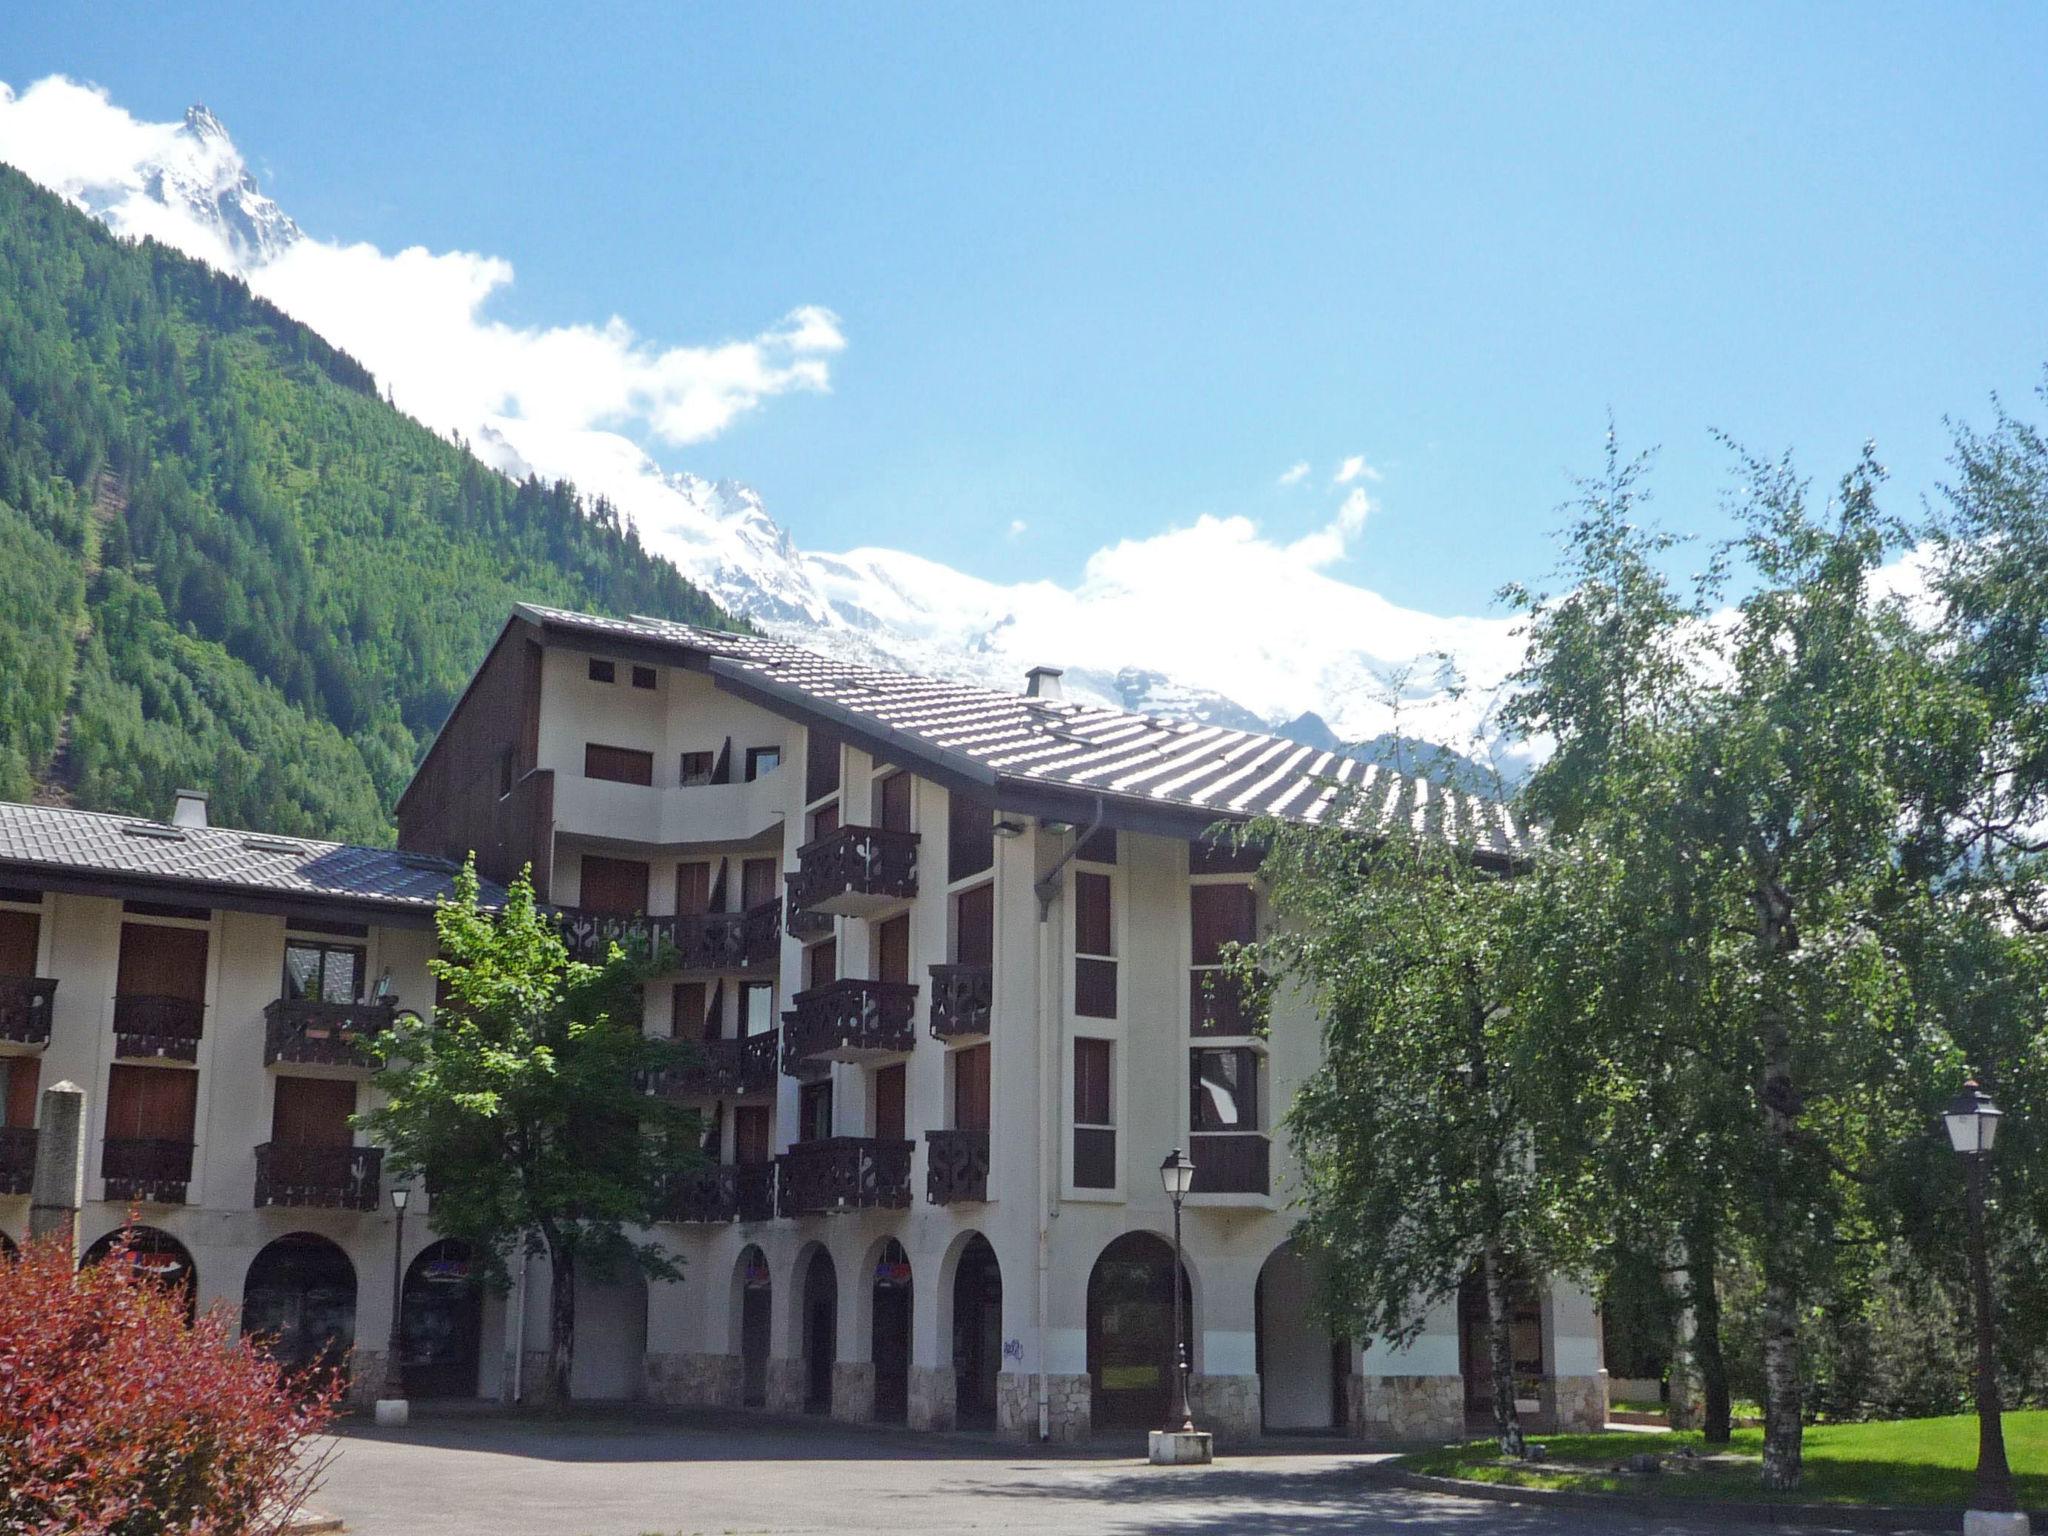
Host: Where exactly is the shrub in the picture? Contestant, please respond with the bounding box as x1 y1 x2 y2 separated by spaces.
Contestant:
0 1229 340 1535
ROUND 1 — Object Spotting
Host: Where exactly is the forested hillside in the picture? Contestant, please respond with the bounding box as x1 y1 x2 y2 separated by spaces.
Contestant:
0 166 737 843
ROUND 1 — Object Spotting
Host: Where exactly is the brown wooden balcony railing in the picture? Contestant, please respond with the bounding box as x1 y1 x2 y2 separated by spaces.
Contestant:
741 899 782 968
784 890 833 941
558 907 781 971
650 1033 780 1099
924 1128 989 1204
786 826 919 916
776 1137 913 1215
1189 1132 1269 1195
1190 969 1268 1038
663 1162 776 1223
253 1142 383 1210
0 1126 34 1196
0 975 56 1047
102 1137 194 1204
781 979 917 1070
263 997 397 1069
927 964 992 1041
112 994 206 1062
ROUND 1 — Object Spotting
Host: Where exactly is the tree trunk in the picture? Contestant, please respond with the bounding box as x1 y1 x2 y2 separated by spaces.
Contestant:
1754 879 1803 1491
1684 1202 1732 1444
1482 1241 1526 1459
544 1241 576 1410
1758 1234 1802 1489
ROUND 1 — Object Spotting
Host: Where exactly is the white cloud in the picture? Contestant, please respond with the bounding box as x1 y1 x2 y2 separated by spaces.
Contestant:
1277 460 1309 486
1333 453 1381 486
1006 519 1029 538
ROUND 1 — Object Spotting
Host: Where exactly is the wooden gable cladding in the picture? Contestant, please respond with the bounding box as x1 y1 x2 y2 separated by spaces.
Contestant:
0 909 38 975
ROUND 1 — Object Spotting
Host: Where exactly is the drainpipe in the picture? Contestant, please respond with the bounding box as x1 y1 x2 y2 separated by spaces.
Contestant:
1031 796 1104 1442
506 1236 531 1405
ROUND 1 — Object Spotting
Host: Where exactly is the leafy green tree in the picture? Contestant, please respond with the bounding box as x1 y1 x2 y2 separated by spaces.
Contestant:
362 864 701 1407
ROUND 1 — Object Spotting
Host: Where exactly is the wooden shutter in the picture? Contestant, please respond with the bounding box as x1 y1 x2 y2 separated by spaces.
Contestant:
807 939 837 990
117 923 209 1002
1074 1038 1113 1125
876 914 910 985
805 732 842 804
953 1044 991 1132
675 862 712 917
1191 885 1257 965
873 1064 907 1141
809 803 840 841
741 858 778 911
735 1104 773 1165
583 743 654 785
3 1055 38 1129
954 884 994 967
105 1065 198 1141
672 981 709 1040
947 793 995 883
0 910 39 975
271 1077 357 1146
579 856 649 914
878 772 913 833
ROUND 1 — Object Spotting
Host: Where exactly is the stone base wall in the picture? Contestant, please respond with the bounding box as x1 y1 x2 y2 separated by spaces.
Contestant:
346 1349 389 1410
765 1358 806 1415
1545 1371 1608 1432
1188 1373 1261 1440
831 1361 876 1423
997 1371 1090 1442
1351 1373 1465 1442
646 1351 742 1408
907 1365 956 1431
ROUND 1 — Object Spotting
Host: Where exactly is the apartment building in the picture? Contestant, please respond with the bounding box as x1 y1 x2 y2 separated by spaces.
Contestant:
390 604 1607 1441
0 794 492 1404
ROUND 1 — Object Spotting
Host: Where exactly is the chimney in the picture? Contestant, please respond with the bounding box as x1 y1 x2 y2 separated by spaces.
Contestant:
171 789 209 829
1025 665 1065 701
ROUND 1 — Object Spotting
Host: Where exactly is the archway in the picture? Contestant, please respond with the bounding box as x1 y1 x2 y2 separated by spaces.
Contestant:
1256 1241 1343 1430
870 1238 912 1422
800 1246 838 1415
1457 1265 1544 1423
1086 1232 1192 1432
950 1234 1003 1429
242 1233 356 1381
731 1245 772 1407
83 1225 197 1323
402 1238 482 1399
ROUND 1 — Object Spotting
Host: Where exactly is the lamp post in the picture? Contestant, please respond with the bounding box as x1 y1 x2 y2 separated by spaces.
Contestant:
1159 1148 1197 1433
1944 1080 2024 1536
380 1182 412 1420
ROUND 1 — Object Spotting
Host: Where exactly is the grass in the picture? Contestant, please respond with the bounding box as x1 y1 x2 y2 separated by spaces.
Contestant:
1399 1411 2048 1509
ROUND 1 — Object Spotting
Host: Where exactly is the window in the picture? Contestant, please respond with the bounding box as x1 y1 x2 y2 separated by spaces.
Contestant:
117 923 208 1004
1074 870 1116 1019
798 1079 834 1143
578 856 650 915
873 1064 907 1141
272 1077 356 1146
673 981 709 1040
675 861 712 917
630 665 657 690
735 1104 773 1164
742 982 775 1035
745 746 782 782
953 883 994 968
1190 1048 1261 1131
105 1064 198 1144
1073 1037 1116 1188
584 743 654 786
283 939 364 1003
953 1044 990 1132
680 751 716 787
497 746 515 798
587 657 615 684
805 732 841 804
1191 885 1256 965
741 858 778 912
948 792 995 882
876 914 910 985
806 938 837 990
877 771 913 833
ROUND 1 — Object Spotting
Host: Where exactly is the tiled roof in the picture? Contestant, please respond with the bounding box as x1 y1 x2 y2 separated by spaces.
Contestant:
518 605 1527 857
0 800 492 914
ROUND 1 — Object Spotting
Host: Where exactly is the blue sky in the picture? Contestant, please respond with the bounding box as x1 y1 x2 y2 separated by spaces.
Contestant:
8 2 2048 617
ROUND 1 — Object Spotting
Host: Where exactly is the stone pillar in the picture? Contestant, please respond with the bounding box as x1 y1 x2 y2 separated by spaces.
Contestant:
346 1350 389 1410
1000 1371 1089 1442
1189 1374 1262 1440
1541 1278 1609 1431
1353 1374 1465 1441
765 1357 806 1414
907 1364 956 1430
28 1080 86 1255
647 1351 742 1407
831 1360 876 1423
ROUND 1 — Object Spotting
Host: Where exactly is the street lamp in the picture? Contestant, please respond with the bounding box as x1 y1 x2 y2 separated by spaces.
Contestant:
1944 1080 2024 1536
381 1183 413 1419
1159 1148 1197 1434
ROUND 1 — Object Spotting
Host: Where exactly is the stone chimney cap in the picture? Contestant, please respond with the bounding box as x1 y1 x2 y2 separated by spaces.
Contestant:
1025 666 1065 701
172 789 209 829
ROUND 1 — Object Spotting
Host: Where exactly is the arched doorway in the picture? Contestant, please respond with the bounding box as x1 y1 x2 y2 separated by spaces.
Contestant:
1087 1232 1192 1431
870 1239 912 1422
801 1247 837 1415
1457 1265 1544 1424
951 1234 1003 1429
83 1225 197 1322
1256 1241 1343 1430
402 1238 482 1399
733 1245 772 1407
242 1233 356 1380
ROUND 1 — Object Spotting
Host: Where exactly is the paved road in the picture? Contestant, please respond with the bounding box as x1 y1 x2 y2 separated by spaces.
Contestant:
309 1413 1874 1536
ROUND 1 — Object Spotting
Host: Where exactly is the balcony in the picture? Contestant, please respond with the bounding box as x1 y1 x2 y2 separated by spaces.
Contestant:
777 1137 913 1215
1190 969 1268 1038
650 1032 779 1099
557 906 781 971
549 769 787 850
927 964 992 1041
784 890 833 941
0 975 56 1048
112 995 205 1063
786 826 919 917
663 1162 776 1223
103 1137 194 1204
740 899 782 968
781 979 918 1070
253 1142 383 1211
924 1128 989 1205
0 1126 34 1196
1189 1132 1269 1196
263 997 397 1070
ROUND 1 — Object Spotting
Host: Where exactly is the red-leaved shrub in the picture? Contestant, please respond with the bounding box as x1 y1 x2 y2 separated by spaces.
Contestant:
0 1230 340 1536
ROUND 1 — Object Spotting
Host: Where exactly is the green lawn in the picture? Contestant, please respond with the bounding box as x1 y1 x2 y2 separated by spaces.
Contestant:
1399 1411 2048 1509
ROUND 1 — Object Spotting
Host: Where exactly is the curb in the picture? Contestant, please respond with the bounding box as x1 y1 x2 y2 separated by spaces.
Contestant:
1363 1463 2045 1533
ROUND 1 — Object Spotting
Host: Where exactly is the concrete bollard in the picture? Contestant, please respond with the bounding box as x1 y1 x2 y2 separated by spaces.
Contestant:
28 1080 86 1258
373 1399 410 1428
